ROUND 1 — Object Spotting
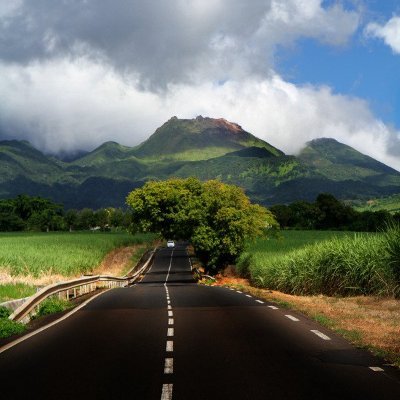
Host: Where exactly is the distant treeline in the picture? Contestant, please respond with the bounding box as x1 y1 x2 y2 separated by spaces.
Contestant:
270 193 400 231
0 195 133 232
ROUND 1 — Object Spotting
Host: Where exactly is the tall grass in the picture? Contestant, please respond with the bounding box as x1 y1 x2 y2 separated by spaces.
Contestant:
0 232 157 277
0 283 36 302
237 227 400 297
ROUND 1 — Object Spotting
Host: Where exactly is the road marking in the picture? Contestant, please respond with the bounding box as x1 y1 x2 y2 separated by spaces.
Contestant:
165 250 174 284
166 296 170 300
236 290 242 293
0 290 108 355
268 305 279 310
168 318 174 325
285 315 300 322
168 305 172 310
161 383 173 400
168 311 173 317
256 300 264 304
167 300 171 305
167 328 174 337
311 330 331 340
164 358 173 374
369 366 384 372
245 294 252 298
166 340 174 352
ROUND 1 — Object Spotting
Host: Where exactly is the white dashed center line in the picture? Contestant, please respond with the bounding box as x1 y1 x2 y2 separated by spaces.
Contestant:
164 358 174 374
166 341 174 352
161 384 173 400
168 318 174 325
285 315 300 322
168 305 172 310
167 328 174 337
369 366 384 372
268 305 279 310
245 294 252 298
236 290 242 293
310 330 331 340
168 311 173 317
256 300 264 304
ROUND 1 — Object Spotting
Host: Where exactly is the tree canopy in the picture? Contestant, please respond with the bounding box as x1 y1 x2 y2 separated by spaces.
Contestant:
126 178 277 269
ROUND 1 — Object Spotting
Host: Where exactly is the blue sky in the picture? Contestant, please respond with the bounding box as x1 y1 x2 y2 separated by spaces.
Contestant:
0 0 399 170
278 0 400 127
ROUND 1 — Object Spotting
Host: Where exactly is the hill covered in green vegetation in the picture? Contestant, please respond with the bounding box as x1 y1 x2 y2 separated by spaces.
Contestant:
1 117 399 208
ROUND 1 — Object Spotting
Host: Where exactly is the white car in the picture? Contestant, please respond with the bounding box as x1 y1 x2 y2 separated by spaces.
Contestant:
167 240 175 248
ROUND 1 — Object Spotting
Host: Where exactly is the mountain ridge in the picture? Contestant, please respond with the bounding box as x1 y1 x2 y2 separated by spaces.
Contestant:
1 117 399 208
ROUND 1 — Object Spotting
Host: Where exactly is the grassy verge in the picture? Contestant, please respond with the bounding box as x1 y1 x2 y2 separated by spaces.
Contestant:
237 226 400 296
0 283 36 303
213 276 400 368
0 232 158 277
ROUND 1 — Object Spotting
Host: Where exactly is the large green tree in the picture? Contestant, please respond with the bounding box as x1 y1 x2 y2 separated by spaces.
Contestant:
126 178 277 269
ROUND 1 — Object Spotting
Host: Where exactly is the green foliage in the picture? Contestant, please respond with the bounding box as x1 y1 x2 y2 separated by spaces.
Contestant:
0 232 157 277
127 178 277 269
0 306 11 319
238 227 400 297
351 194 400 214
383 222 400 284
0 283 36 302
37 297 71 317
271 193 394 231
0 318 26 338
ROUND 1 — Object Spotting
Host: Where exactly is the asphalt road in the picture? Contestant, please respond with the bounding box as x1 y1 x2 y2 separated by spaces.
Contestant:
1 243 400 399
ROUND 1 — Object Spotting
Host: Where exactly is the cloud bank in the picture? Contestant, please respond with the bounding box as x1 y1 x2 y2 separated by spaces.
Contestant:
1 0 400 171
365 16 400 54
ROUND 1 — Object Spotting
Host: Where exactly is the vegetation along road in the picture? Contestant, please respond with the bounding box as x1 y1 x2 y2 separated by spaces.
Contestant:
0 244 399 399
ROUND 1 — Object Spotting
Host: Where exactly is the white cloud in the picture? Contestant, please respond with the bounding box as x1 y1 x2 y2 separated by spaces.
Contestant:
1 58 399 171
365 16 400 54
2 1 399 172
0 0 359 87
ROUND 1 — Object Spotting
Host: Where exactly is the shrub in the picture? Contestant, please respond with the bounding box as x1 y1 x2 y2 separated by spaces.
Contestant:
37 298 71 317
0 305 11 319
0 319 25 338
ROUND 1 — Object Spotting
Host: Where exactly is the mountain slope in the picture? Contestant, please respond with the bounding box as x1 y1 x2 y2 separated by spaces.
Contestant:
298 138 400 184
134 116 284 161
0 140 64 184
0 119 399 208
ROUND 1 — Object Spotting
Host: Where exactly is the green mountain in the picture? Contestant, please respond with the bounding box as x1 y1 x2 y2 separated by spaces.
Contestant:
298 138 400 184
134 116 283 161
1 118 399 208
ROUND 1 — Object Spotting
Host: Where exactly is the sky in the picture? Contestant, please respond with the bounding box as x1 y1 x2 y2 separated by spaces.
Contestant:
0 0 400 170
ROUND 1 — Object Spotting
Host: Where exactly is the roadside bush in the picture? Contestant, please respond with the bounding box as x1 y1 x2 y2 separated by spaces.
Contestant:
0 305 11 319
37 298 71 317
0 318 25 338
0 307 25 339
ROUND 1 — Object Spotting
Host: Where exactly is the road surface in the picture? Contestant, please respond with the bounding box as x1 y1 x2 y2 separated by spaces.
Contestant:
1 243 399 399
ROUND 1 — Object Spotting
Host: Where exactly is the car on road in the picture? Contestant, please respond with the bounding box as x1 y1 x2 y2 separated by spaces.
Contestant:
167 240 175 248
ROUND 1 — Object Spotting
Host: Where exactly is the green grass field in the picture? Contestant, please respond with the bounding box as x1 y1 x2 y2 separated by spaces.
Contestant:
0 231 157 278
237 227 400 297
0 283 36 303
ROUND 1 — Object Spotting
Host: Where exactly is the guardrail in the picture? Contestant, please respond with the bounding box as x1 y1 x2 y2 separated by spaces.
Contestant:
9 249 155 324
